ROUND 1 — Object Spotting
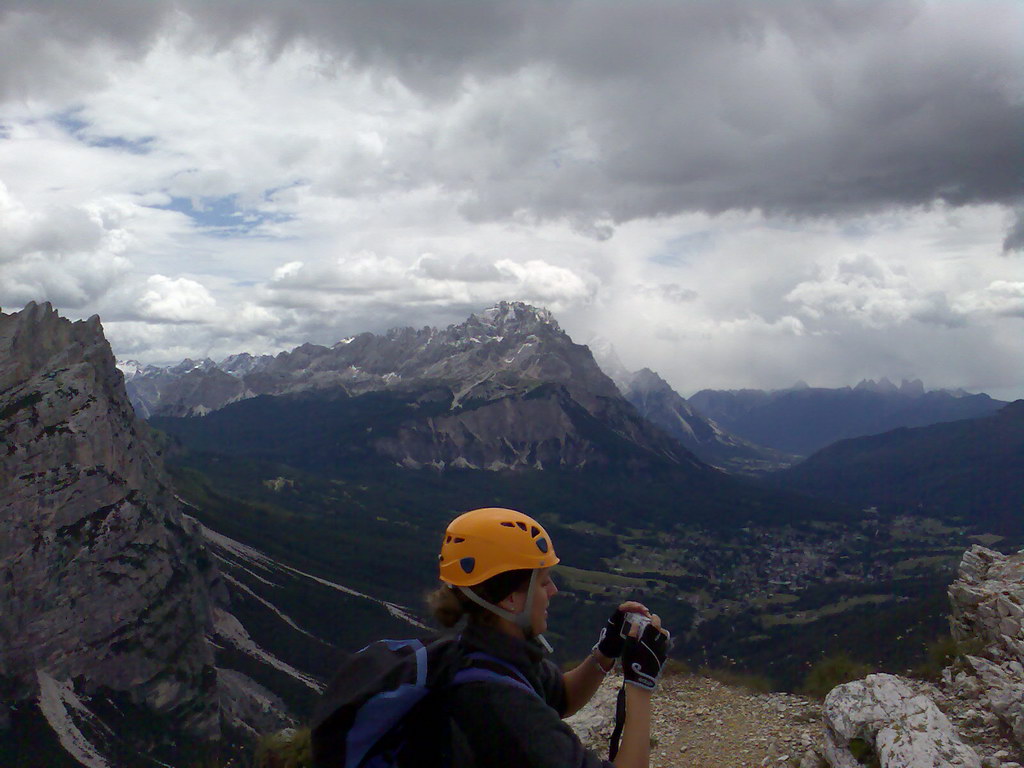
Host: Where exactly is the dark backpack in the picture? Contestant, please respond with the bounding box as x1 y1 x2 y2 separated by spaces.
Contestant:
310 635 538 768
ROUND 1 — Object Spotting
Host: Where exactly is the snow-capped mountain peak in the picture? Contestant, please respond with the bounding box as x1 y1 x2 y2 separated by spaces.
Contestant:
469 301 561 337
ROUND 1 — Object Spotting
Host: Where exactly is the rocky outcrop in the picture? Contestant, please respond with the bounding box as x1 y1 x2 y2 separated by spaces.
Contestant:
818 546 1024 768
0 302 220 739
823 674 981 768
947 546 1024 747
0 302 300 765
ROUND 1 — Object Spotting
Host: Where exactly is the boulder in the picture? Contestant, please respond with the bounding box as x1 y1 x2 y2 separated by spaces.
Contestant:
823 673 981 768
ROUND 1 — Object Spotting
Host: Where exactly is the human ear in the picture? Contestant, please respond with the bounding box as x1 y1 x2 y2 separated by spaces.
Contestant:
500 590 526 614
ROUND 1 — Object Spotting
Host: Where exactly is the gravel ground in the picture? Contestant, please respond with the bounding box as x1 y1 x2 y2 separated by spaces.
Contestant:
570 671 1024 768
570 672 824 768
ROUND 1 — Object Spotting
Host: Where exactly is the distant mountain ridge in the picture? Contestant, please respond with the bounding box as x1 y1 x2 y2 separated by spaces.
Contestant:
688 380 1006 456
618 368 795 473
128 302 703 473
770 400 1024 534
586 340 792 473
124 302 618 418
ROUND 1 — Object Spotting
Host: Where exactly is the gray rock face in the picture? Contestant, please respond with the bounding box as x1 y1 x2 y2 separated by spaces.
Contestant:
823 673 981 768
369 381 698 471
947 546 1024 746
126 301 620 418
0 302 218 737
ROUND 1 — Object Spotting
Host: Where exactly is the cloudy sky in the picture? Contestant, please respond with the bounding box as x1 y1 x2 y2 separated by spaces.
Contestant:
1 1 1022 399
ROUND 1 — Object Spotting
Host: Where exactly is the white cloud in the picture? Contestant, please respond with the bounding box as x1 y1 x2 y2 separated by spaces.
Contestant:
955 281 1024 319
493 259 594 309
412 253 502 283
135 275 218 324
785 252 962 328
0 5 1021 398
0 180 105 262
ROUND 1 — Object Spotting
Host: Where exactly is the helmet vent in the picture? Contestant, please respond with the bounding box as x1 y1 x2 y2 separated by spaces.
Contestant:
500 522 515 528
445 535 452 543
452 537 465 543
530 525 540 538
459 557 475 574
536 537 549 553
516 522 528 531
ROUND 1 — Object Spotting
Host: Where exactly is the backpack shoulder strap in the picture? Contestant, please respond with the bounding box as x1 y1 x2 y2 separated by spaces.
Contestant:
450 652 541 699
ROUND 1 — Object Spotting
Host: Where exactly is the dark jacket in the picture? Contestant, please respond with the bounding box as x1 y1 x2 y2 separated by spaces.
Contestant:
447 623 613 768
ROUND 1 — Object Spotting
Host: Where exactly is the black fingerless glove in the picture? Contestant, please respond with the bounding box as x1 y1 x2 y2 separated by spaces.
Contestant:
594 608 629 659
621 623 669 691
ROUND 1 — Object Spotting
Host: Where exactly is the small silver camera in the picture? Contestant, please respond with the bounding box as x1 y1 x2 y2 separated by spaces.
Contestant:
619 611 652 639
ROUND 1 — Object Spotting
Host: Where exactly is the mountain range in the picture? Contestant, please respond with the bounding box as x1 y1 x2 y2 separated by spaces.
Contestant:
124 304 1008 475
688 380 1006 457
125 302 702 474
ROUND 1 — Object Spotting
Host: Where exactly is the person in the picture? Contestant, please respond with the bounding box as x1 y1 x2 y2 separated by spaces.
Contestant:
431 506 670 768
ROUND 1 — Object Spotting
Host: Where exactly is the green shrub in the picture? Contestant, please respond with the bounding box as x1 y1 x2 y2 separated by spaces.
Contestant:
256 727 313 768
801 654 874 699
913 634 987 680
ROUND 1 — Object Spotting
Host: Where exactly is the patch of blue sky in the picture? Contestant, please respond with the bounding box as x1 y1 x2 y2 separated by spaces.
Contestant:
650 231 715 266
53 108 154 155
153 194 294 238
54 108 88 136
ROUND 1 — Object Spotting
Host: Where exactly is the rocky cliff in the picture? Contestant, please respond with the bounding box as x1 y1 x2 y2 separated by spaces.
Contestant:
947 546 1024 750
0 302 293 765
820 545 1024 768
0 302 218 734
135 302 704 473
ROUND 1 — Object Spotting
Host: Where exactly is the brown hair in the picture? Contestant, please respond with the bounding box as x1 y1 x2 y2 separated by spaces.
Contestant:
427 569 533 628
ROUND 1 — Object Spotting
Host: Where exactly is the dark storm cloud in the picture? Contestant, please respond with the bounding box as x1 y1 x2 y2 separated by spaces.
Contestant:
3 0 1021 228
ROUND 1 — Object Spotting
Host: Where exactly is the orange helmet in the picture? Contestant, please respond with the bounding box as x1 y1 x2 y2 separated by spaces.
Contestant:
439 507 559 587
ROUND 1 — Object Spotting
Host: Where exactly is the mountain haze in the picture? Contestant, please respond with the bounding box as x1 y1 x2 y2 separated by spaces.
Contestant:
621 368 795 473
688 381 1006 456
771 400 1024 534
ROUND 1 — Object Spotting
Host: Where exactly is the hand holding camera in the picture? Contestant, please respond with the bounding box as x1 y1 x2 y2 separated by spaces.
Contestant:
621 613 670 691
594 601 651 660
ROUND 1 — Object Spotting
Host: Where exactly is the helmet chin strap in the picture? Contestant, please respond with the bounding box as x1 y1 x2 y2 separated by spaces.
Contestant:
458 569 553 653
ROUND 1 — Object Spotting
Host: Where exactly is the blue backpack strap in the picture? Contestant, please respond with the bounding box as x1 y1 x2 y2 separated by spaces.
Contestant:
451 652 540 699
344 639 431 768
